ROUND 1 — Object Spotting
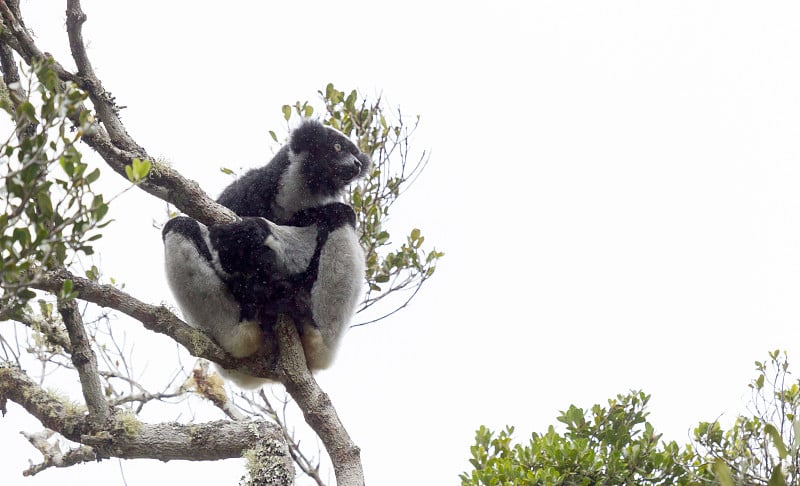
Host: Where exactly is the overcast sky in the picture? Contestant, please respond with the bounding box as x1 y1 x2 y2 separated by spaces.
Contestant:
3 1 800 485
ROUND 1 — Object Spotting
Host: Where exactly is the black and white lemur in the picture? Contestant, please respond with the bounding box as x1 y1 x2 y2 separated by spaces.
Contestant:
162 120 370 386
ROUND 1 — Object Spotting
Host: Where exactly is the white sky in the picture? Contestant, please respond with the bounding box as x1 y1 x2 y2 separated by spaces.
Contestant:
3 1 800 485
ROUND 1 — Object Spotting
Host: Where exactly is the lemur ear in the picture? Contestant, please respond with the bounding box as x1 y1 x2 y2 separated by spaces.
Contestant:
289 119 327 154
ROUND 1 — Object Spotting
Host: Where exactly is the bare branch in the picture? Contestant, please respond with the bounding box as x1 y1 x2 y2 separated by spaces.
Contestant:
274 315 364 486
57 296 109 427
21 430 97 477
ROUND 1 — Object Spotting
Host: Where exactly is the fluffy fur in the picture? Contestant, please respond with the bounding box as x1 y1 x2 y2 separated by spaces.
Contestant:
217 120 371 224
162 203 364 387
163 120 369 387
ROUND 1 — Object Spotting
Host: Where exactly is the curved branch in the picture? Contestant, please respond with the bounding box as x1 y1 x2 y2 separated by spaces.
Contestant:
0 1 236 225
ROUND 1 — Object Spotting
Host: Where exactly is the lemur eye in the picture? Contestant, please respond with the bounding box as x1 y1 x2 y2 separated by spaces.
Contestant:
334 143 342 152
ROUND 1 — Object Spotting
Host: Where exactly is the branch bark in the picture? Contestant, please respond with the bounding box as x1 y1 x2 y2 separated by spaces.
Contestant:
57 296 109 428
0 0 237 226
275 316 364 486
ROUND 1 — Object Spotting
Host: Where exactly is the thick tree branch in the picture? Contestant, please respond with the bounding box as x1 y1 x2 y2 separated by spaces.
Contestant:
57 297 109 428
274 316 364 486
0 365 91 439
0 365 295 481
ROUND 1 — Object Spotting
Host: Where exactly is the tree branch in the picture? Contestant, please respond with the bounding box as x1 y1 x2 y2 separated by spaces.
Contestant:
57 296 109 428
0 0 236 225
274 315 364 486
65 0 139 153
21 430 97 477
0 365 294 481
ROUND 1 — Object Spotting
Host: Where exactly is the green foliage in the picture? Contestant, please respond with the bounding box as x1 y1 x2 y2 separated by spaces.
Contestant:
461 351 800 485
687 350 800 485
124 157 151 183
460 392 691 485
281 84 444 322
0 61 108 311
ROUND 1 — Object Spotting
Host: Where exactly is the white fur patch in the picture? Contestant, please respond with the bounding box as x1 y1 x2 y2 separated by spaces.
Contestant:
163 230 262 358
306 225 365 370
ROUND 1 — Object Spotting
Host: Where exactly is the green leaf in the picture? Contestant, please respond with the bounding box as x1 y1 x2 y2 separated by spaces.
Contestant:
768 465 786 486
764 423 788 459
269 130 278 143
712 459 734 486
13 227 31 247
85 167 101 184
62 279 73 297
282 105 292 121
17 100 37 122
36 192 53 218
18 288 37 301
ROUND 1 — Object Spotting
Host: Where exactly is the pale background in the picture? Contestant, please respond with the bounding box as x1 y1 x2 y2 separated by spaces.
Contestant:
2 1 800 485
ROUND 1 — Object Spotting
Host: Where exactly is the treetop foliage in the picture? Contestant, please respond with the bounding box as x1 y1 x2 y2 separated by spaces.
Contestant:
461 350 800 486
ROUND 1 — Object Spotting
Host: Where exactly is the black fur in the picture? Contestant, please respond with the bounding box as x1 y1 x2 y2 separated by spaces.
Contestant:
285 203 357 294
216 120 371 223
162 216 213 263
206 203 358 327
208 218 282 322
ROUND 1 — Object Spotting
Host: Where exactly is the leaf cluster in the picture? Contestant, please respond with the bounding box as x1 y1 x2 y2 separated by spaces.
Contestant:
688 350 800 486
461 351 800 486
0 61 108 310
460 391 689 485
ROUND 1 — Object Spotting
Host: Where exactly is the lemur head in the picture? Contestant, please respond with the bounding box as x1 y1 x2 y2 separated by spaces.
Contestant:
289 120 372 197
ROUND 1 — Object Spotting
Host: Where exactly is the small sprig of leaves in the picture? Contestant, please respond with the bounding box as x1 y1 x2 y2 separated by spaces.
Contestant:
124 158 151 184
0 61 108 310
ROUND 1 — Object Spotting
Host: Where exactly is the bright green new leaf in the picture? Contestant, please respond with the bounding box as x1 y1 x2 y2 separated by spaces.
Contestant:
61 279 73 297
